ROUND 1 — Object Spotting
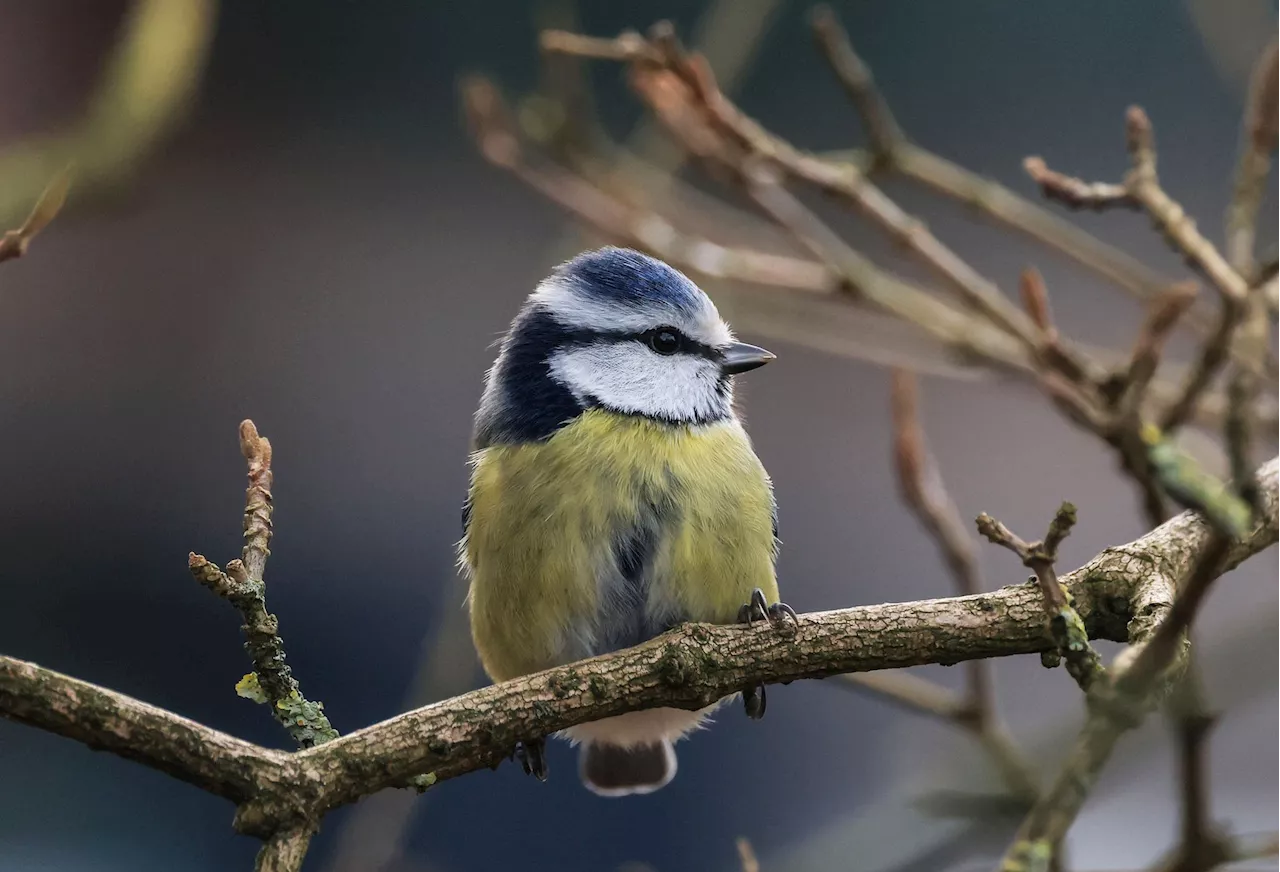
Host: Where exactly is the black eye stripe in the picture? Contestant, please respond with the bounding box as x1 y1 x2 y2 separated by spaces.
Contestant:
636 326 716 359
530 304 720 359
545 324 718 359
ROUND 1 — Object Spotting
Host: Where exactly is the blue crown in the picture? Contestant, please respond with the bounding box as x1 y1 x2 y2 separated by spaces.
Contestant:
556 247 703 319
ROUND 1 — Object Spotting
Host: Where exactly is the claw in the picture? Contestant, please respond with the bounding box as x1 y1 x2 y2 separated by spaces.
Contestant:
738 588 770 625
768 601 800 629
514 738 548 782
743 684 767 720
738 588 798 631
738 589 796 721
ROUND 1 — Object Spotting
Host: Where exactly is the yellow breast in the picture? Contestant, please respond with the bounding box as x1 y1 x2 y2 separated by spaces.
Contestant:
463 409 778 682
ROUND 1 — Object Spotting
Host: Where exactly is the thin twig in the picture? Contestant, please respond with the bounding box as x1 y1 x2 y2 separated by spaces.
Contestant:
1221 44 1277 513
188 421 338 748
0 166 72 265
834 669 970 720
1117 283 1201 407
1159 299 1245 432
976 503 1104 692
1027 109 1249 303
1025 106 1261 437
889 371 991 718
538 23 1241 533
1122 534 1231 692
1122 107 1250 304
1023 157 1133 209
1222 832 1280 864
1225 39 1278 281
462 76 834 293
472 37 1249 431
887 370 1039 799
1104 283 1200 529
890 372 983 599
1223 355 1264 514
808 6 904 160
1017 267 1095 391
536 22 1268 541
808 5 1187 324
736 160 1032 374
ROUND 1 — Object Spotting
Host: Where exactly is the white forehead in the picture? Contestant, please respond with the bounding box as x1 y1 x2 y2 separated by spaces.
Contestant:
531 275 735 348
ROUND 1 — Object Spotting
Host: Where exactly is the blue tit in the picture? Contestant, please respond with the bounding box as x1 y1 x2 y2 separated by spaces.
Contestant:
460 246 791 797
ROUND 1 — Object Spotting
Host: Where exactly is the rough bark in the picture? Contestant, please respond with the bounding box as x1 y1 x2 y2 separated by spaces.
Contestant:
2 457 1273 838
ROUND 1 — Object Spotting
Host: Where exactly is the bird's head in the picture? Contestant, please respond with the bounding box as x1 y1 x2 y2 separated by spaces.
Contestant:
539 247 772 419
475 248 774 444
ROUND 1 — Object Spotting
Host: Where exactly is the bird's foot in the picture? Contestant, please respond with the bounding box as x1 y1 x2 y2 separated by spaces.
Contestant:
737 587 799 631
513 737 548 782
743 684 767 720
737 588 797 720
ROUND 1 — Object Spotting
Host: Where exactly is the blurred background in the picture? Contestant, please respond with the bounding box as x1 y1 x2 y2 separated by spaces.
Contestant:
0 2 1276 871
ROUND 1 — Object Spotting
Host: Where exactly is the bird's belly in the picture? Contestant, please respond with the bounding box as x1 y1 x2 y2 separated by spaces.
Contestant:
464 411 778 682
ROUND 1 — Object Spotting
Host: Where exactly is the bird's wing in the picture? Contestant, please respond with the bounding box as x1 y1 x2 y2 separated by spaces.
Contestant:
770 489 780 560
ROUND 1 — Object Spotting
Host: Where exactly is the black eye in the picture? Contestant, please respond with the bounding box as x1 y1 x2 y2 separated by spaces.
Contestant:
648 328 682 355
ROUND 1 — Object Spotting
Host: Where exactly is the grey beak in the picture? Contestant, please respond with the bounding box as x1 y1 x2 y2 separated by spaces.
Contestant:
720 342 776 375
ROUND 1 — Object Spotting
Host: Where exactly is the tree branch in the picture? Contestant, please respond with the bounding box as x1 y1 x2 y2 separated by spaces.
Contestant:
256 823 318 872
0 656 282 804
1026 105 1269 441
998 532 1235 872
4 457 1273 845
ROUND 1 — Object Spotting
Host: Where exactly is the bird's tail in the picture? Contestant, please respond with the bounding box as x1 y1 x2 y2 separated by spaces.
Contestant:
579 739 677 797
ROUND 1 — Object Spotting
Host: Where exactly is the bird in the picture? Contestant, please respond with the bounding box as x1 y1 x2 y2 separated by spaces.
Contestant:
460 246 794 797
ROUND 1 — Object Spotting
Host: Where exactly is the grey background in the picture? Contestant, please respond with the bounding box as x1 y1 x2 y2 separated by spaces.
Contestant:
0 2 1275 871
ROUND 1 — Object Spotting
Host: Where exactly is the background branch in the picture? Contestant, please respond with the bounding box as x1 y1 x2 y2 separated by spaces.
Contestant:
859 370 1039 801
809 6 1196 327
256 823 318 872
0 167 72 264
0 0 216 227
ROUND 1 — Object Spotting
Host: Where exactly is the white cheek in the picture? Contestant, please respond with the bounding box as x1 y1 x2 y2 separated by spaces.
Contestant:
548 344 731 422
